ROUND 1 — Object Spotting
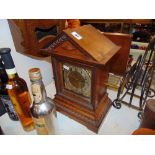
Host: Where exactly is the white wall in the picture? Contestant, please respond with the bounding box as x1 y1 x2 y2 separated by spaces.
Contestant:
0 19 54 91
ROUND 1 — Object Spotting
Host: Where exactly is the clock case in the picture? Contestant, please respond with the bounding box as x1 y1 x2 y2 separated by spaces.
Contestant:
49 25 120 133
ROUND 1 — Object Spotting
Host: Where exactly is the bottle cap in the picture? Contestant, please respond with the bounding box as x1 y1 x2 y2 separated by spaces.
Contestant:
0 48 15 69
29 68 42 81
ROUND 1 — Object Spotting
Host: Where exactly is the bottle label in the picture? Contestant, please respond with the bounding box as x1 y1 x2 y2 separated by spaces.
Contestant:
31 84 42 103
33 117 49 135
6 84 13 90
1 95 18 121
6 68 17 75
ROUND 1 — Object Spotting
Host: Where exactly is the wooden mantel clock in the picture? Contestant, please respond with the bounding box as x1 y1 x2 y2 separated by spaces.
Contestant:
48 25 120 133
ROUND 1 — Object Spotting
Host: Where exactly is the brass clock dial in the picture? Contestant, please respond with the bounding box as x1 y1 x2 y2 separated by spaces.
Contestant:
62 63 92 98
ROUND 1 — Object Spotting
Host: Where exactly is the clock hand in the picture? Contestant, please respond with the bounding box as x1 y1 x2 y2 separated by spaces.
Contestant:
72 77 85 83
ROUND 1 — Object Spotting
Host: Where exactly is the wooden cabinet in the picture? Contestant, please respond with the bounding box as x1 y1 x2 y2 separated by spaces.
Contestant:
8 19 65 57
103 32 132 75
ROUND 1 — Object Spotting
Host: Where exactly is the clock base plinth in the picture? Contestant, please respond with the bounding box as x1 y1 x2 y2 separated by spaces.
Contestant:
53 94 112 133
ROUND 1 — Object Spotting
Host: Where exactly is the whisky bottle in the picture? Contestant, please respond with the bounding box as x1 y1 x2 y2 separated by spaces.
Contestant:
0 58 18 121
0 48 34 131
29 68 56 135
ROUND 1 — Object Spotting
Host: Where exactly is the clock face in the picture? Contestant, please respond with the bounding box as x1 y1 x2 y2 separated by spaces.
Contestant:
62 63 92 98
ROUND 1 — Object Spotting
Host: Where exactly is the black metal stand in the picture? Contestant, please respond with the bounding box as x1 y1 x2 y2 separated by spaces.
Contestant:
112 36 155 118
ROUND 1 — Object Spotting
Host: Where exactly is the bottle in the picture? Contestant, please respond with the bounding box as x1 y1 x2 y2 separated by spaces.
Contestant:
0 126 4 135
0 48 34 131
0 98 6 117
29 68 56 135
0 58 18 121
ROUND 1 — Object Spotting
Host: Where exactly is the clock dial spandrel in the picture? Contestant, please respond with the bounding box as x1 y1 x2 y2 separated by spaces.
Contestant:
62 63 92 98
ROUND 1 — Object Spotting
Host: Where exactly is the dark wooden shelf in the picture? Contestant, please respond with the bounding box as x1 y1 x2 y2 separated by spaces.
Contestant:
8 19 66 57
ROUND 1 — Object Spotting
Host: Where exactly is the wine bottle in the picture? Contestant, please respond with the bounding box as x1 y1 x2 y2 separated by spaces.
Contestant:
0 58 18 121
29 68 56 135
0 48 34 131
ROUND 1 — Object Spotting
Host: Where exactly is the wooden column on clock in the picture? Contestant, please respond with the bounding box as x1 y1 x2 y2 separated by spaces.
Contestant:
48 25 120 133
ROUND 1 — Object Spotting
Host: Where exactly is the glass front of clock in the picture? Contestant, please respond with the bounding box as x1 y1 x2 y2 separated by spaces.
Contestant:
62 63 92 98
